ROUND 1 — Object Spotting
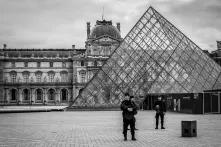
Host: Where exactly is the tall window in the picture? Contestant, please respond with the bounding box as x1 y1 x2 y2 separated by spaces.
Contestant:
36 74 41 82
10 71 17 83
23 74 29 83
48 71 55 82
61 89 68 101
62 62 66 68
11 62 15 68
24 62 28 67
50 62 53 67
23 89 30 101
35 71 42 82
48 89 55 100
11 73 16 83
37 62 41 68
22 71 30 83
79 70 86 83
11 89 17 101
81 61 84 66
94 61 97 67
81 73 85 83
93 48 99 55
36 89 43 101
60 71 68 82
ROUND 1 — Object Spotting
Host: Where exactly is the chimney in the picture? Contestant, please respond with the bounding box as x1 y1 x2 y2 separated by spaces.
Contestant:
116 23 120 32
72 45 75 49
87 22 90 39
3 44 7 49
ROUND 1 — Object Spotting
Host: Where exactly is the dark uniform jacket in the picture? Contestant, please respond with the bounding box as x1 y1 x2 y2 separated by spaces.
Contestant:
120 100 137 120
154 100 167 113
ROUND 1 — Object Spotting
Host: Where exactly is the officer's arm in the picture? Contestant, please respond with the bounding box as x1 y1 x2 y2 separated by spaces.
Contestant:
132 102 138 115
163 102 167 112
120 101 128 110
132 102 138 110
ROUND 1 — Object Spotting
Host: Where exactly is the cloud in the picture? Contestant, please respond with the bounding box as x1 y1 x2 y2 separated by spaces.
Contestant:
0 0 220 51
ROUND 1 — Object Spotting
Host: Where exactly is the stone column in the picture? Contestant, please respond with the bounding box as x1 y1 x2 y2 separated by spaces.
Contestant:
29 88 32 104
43 88 48 104
4 88 9 104
6 89 10 103
18 88 22 103
68 89 71 102
72 60 78 103
56 88 60 103
72 86 78 102
31 88 35 103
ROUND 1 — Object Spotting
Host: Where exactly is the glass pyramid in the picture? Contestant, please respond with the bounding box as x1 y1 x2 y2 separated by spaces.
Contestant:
71 6 221 107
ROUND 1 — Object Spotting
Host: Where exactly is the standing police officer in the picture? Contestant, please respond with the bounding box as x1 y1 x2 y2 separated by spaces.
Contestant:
121 93 137 141
154 96 166 129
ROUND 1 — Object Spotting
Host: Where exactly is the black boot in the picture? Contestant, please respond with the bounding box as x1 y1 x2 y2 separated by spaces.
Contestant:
131 133 136 141
155 122 158 129
156 119 159 129
161 122 165 129
132 136 136 141
124 133 127 141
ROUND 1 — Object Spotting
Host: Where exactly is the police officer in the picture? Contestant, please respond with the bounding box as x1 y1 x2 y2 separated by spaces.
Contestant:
121 93 137 141
154 96 166 129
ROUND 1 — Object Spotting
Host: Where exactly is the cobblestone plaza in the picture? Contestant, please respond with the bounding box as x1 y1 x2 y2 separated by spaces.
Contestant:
0 111 221 147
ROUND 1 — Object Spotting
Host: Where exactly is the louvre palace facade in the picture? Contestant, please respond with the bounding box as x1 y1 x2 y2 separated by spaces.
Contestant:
0 20 122 105
1 6 221 113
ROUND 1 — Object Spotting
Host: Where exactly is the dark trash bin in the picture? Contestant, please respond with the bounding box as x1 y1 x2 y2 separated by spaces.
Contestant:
181 120 197 137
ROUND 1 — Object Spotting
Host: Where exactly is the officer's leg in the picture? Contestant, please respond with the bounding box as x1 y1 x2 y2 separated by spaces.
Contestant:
134 117 138 130
123 119 129 140
160 112 165 129
130 119 136 141
155 113 160 129
122 118 124 133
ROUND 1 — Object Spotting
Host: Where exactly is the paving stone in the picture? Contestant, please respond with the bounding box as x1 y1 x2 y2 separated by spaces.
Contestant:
0 111 220 147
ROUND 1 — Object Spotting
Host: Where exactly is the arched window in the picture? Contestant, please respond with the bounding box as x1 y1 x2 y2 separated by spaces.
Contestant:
61 89 68 101
48 71 55 82
11 89 17 101
36 89 43 101
48 89 55 101
23 89 30 101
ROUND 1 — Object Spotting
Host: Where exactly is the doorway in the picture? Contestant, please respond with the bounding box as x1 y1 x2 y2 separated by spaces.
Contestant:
204 92 220 113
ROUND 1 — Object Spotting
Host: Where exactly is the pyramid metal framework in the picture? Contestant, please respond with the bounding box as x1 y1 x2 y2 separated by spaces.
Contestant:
71 6 221 107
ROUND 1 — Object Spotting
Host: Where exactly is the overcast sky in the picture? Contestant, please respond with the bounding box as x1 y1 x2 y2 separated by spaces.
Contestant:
0 0 221 51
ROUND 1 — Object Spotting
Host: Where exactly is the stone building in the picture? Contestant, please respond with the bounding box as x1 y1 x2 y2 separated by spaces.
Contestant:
0 19 122 105
210 41 221 66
